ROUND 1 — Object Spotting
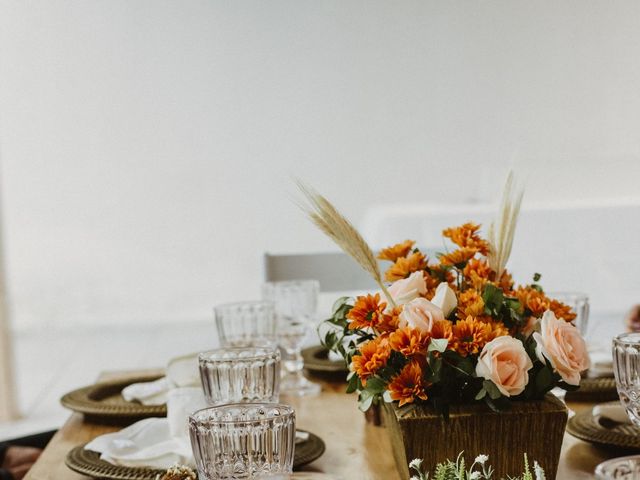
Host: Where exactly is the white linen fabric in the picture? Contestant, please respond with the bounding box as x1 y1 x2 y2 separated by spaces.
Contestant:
85 386 207 468
121 353 200 406
592 403 631 425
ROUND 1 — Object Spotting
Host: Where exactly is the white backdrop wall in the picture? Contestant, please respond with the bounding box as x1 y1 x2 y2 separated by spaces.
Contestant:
1 1 640 331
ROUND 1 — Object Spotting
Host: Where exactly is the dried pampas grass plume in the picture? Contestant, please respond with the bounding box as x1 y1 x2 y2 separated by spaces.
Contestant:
487 172 524 279
296 181 396 308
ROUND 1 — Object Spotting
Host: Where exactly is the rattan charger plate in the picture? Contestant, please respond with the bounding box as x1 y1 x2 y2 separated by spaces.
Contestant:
565 376 618 403
66 430 325 479
60 375 167 424
567 402 640 450
302 345 348 374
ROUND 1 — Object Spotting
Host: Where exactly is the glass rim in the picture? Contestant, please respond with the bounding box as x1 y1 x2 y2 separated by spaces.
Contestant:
613 332 640 345
262 279 320 288
198 346 280 362
189 403 294 425
546 291 589 300
213 300 275 312
595 454 640 475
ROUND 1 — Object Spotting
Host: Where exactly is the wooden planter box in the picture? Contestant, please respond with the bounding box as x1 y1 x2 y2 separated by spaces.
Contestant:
381 394 567 479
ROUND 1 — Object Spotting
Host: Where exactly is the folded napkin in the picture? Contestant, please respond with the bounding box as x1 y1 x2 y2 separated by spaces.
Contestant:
122 353 200 405
593 402 631 425
86 387 207 468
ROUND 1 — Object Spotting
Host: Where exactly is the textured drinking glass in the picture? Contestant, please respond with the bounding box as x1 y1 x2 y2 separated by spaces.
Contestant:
613 333 640 426
262 280 321 397
215 301 277 347
199 347 281 405
189 403 296 480
550 292 590 337
596 455 640 479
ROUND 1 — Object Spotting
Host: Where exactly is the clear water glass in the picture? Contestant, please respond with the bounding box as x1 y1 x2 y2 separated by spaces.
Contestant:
596 455 640 479
550 291 590 337
262 280 321 397
613 333 640 426
199 347 281 405
215 301 277 347
189 403 296 479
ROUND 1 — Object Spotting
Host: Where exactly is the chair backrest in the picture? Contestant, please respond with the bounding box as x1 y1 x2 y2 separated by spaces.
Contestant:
264 249 437 293
264 252 380 293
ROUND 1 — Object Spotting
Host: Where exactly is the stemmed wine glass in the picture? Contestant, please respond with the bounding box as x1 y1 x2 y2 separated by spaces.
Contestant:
262 279 321 396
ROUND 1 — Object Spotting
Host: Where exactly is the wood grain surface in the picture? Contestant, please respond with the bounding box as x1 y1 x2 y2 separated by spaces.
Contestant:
22 370 631 480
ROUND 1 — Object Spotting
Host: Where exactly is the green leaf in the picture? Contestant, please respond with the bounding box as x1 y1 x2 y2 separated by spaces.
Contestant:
483 379 503 400
534 365 554 395
364 376 387 394
533 272 542 282
475 388 487 400
358 390 374 411
482 284 504 316
331 296 351 313
428 338 449 353
345 372 359 394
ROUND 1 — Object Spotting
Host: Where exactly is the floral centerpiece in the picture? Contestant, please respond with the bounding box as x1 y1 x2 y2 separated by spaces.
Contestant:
298 175 588 477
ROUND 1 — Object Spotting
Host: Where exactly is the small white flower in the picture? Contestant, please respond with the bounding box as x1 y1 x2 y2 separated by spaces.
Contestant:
474 454 489 465
410 476 421 480
469 472 482 480
409 458 423 470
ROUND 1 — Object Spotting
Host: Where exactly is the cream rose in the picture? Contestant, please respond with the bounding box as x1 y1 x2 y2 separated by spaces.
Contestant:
475 336 533 397
431 283 457 317
533 310 590 386
398 297 444 334
387 271 427 306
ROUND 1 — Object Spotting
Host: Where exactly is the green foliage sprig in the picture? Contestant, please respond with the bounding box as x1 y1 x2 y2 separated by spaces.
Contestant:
409 453 546 480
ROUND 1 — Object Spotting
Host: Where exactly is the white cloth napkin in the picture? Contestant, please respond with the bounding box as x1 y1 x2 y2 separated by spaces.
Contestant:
587 347 614 378
86 387 207 468
121 353 200 405
593 402 631 425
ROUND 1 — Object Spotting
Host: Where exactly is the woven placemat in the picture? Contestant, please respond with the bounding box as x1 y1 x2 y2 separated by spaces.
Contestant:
565 376 618 403
60 375 167 424
567 402 640 450
66 430 325 479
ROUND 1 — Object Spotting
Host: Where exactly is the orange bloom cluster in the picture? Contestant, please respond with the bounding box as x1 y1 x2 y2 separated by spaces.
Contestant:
443 222 490 256
388 361 429 407
389 327 430 357
457 289 485 319
351 337 391 385
347 294 386 330
463 258 492 289
549 299 577 322
440 247 477 267
451 316 508 357
377 240 415 262
384 252 428 282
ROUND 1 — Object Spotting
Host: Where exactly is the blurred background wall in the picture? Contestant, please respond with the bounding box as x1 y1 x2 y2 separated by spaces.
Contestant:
0 0 639 336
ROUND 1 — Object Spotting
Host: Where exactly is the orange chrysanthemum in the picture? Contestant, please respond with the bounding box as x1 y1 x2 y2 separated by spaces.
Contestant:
515 287 550 318
457 289 485 319
384 252 428 282
431 319 454 343
485 319 510 341
442 222 490 256
377 306 402 334
440 247 477 267
347 293 386 330
388 327 430 357
452 315 493 357
377 240 415 262
351 337 391 385
549 299 577 322
497 270 514 293
463 258 492 290
388 361 429 407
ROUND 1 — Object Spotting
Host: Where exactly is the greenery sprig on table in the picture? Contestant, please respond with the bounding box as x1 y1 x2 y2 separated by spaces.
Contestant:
409 453 546 480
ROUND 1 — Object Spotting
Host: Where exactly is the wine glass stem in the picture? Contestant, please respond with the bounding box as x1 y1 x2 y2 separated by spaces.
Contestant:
283 347 304 375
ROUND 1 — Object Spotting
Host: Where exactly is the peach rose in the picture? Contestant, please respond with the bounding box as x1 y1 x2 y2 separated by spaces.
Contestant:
387 271 427 306
431 283 457 317
398 297 444 334
475 336 533 397
533 310 590 386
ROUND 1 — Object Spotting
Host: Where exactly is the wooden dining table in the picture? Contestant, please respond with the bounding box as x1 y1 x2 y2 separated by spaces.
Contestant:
23 369 623 480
